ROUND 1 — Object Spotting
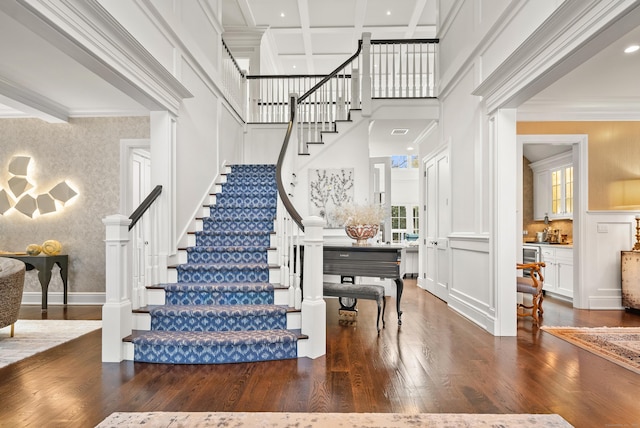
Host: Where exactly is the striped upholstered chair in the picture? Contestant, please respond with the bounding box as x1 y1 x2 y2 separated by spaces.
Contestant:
0 258 26 337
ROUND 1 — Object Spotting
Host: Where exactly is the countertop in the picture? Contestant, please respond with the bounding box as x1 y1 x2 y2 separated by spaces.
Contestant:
523 241 573 249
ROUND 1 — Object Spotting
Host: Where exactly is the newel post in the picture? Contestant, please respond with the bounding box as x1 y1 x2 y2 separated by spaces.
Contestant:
361 32 372 116
300 216 326 358
102 214 132 362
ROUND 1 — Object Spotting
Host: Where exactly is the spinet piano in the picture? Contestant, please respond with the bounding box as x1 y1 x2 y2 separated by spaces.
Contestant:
323 244 405 324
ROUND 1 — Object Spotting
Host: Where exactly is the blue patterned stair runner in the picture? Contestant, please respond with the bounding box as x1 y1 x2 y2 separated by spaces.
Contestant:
132 164 298 364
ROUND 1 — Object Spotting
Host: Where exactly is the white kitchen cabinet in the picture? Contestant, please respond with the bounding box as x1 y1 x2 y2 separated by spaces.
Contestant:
533 170 550 221
530 152 573 221
540 245 573 299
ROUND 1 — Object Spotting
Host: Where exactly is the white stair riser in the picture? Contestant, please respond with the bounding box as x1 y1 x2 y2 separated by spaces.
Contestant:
132 310 300 331
267 249 278 265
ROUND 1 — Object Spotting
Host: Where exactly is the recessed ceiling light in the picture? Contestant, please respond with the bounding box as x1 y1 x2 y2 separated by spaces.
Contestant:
386 10 391 16
293 65 297 69
391 128 408 135
624 44 640 53
280 12 285 18
407 147 414 151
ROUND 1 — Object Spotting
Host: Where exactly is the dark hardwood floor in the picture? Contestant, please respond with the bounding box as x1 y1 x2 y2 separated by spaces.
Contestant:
3 280 640 427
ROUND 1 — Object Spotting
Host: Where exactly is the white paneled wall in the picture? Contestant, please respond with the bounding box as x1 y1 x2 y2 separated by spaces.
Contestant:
583 212 635 309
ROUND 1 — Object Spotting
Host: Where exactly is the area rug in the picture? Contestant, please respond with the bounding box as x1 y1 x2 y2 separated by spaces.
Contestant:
0 319 101 368
96 412 573 427
541 326 640 375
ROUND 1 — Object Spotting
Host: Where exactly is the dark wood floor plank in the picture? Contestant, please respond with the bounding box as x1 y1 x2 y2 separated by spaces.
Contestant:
2 280 640 427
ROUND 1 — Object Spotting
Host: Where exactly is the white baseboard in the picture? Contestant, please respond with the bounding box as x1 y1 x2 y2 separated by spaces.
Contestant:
21 291 106 306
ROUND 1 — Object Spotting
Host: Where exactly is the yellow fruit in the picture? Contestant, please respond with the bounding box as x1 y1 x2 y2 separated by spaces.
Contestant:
42 240 62 256
26 244 42 256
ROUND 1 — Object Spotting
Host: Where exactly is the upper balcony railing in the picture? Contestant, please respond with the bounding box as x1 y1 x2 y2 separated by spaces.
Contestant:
245 37 438 125
222 38 246 119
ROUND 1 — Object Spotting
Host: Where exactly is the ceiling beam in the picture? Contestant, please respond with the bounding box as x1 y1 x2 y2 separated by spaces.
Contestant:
353 0 367 47
0 76 68 123
269 25 437 35
297 0 314 74
405 0 427 38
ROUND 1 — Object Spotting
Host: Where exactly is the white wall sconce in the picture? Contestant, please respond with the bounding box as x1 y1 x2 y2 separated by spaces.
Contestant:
0 155 79 218
8 156 31 176
14 194 38 218
8 176 33 198
37 194 57 214
0 189 13 214
49 181 78 205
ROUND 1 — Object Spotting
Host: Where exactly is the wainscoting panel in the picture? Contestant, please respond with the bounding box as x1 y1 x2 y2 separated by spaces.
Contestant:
447 236 494 331
584 212 635 309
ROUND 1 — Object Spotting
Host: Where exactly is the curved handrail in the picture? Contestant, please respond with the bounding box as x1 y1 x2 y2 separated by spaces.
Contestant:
277 39 368 232
298 39 363 103
128 185 162 231
276 95 304 231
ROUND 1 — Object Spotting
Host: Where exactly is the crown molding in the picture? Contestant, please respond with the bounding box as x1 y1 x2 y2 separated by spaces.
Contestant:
518 98 640 121
1 0 192 116
473 0 640 115
0 76 68 123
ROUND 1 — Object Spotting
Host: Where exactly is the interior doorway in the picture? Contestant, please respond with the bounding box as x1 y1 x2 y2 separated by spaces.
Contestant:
517 134 588 308
120 139 151 309
422 146 450 302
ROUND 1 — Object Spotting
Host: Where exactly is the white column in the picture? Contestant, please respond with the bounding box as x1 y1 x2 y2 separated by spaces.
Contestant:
361 32 372 117
490 109 517 336
150 111 175 279
300 216 326 359
351 69 360 109
102 214 132 362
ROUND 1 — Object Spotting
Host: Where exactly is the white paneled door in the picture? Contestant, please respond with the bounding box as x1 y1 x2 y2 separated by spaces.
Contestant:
131 149 151 309
423 148 450 301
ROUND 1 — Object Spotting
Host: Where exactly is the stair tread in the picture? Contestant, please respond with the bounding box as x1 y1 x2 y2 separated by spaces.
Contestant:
194 230 273 235
135 304 299 314
124 329 307 342
180 246 275 251
130 328 299 346
176 262 270 269
147 282 287 290
149 303 288 316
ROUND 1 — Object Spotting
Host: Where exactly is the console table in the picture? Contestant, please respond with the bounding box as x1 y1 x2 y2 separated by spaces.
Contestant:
0 254 68 310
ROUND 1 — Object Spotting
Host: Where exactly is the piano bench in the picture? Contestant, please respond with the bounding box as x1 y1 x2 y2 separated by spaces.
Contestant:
323 282 386 332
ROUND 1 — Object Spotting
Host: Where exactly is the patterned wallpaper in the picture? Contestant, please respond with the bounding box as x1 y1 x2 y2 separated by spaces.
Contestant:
0 117 150 296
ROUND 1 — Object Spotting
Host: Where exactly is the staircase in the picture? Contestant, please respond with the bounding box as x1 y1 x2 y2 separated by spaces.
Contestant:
130 164 301 364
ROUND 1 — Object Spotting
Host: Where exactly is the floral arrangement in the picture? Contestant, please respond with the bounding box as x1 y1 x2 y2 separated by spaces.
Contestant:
335 202 386 226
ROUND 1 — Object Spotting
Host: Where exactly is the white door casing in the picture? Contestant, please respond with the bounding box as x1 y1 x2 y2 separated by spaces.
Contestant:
423 147 450 301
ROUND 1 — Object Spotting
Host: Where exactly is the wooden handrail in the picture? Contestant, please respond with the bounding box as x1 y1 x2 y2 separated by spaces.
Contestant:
370 38 439 44
128 185 162 231
298 39 363 103
221 38 245 77
276 96 304 232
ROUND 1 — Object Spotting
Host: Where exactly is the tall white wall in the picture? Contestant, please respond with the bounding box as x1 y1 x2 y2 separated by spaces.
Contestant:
293 120 371 222
390 169 419 206
436 0 563 334
98 0 244 247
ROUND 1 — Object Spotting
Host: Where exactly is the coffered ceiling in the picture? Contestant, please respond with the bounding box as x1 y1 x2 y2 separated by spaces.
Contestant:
221 0 437 75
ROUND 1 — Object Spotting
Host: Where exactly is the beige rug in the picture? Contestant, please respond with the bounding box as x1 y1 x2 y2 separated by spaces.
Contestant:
0 319 101 368
541 326 640 375
96 412 572 427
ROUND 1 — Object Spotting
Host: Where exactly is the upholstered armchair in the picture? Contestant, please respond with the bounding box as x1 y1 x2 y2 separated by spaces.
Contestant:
0 257 26 337
516 261 546 324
